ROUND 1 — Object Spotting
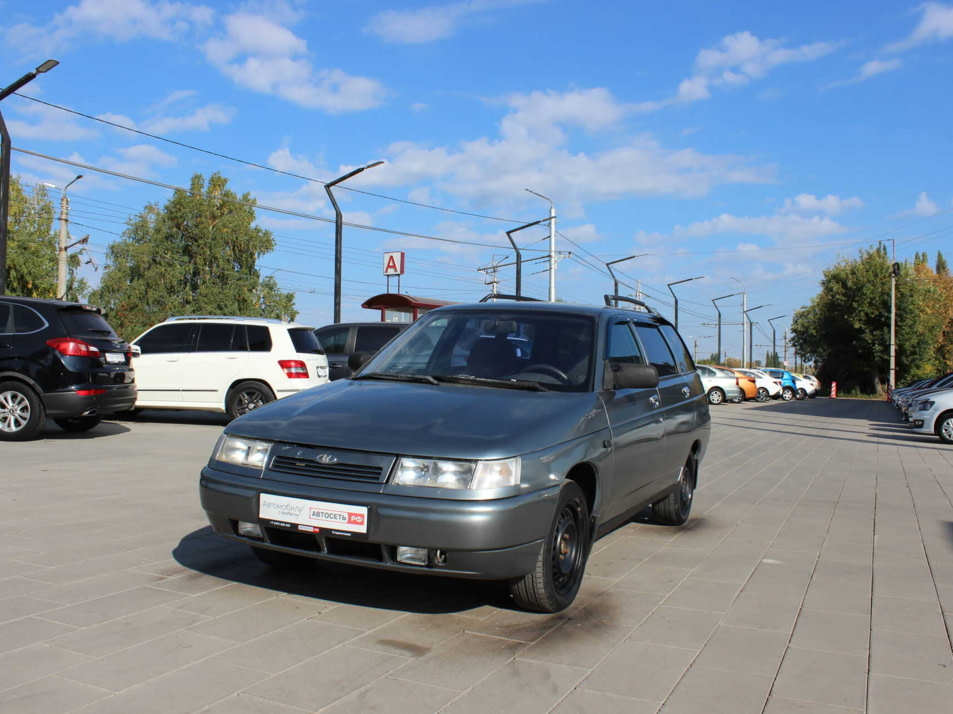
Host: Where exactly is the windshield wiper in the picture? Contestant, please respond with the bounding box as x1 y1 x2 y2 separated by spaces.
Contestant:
431 374 548 391
352 372 439 385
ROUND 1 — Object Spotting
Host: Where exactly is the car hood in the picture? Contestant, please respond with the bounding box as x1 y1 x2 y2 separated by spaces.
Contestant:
226 378 608 459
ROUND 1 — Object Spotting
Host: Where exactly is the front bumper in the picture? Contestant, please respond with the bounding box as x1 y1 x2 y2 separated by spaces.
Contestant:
200 465 561 580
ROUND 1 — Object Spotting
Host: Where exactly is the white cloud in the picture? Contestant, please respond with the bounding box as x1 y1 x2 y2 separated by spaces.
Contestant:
5 0 213 53
907 191 940 216
781 193 863 215
144 104 236 133
99 143 177 177
5 101 98 141
888 1 953 52
205 12 386 113
668 213 849 243
826 58 902 88
638 31 838 111
365 0 542 44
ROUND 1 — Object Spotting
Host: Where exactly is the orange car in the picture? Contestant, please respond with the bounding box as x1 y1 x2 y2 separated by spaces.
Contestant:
725 367 757 401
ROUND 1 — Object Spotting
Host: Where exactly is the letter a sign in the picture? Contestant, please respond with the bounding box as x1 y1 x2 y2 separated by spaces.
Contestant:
383 251 405 276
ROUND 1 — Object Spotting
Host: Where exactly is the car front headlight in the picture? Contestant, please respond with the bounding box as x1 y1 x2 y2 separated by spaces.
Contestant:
915 400 935 412
213 434 272 472
391 457 520 490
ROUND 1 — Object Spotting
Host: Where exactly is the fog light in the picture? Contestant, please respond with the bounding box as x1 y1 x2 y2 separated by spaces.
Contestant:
913 420 924 428
238 521 263 538
396 546 429 566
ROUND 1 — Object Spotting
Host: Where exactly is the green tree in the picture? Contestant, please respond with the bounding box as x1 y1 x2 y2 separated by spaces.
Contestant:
937 251 949 276
90 172 296 340
791 245 945 393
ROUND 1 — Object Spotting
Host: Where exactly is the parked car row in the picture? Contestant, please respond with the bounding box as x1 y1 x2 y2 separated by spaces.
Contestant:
892 371 953 444
696 364 819 405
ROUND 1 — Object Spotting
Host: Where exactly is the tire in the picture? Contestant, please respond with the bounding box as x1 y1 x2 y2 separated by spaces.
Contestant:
707 387 725 405
510 480 590 613
781 386 795 401
0 381 46 441
756 387 769 402
652 452 697 526
937 412 953 445
226 381 275 420
251 546 309 570
54 415 103 433
796 388 807 400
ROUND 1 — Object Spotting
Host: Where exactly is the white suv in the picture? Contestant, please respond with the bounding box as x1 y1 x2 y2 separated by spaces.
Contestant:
130 316 329 419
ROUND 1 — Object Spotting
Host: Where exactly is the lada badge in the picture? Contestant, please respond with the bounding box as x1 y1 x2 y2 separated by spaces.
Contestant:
315 453 338 464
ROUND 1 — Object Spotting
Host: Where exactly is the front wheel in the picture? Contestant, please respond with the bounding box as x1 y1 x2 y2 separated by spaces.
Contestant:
796 388 807 400
781 386 795 401
0 381 46 441
652 453 697 526
226 381 275 420
756 387 769 402
707 388 725 405
937 412 953 445
54 415 103 433
510 480 590 613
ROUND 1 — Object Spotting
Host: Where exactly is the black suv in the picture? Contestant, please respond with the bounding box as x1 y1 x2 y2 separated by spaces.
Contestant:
0 296 136 440
313 322 408 380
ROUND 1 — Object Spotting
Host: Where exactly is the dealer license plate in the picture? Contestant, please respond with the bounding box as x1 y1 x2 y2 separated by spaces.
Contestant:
259 494 368 534
104 352 125 364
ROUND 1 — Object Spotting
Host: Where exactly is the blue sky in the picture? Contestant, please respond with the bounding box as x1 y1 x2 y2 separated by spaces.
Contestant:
2 0 952 361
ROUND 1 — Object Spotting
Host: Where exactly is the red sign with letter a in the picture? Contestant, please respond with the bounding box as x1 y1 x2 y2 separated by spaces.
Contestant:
383 251 405 276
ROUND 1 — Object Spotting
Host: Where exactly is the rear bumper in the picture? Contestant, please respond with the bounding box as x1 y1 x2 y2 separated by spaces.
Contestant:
42 384 138 418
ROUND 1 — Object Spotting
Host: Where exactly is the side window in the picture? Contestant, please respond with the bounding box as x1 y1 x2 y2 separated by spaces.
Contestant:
633 324 678 377
0 303 10 333
247 325 272 352
135 324 195 355
11 305 46 334
659 324 695 373
314 326 349 354
606 322 645 364
195 323 237 352
355 326 401 353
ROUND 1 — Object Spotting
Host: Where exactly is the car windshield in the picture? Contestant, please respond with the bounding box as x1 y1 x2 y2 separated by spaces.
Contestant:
357 310 596 392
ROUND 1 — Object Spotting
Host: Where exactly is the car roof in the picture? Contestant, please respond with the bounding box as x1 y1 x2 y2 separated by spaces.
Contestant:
163 315 313 329
430 298 674 326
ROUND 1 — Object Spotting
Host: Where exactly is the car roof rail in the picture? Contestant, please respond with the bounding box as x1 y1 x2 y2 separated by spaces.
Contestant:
478 293 544 303
603 294 658 315
164 315 287 324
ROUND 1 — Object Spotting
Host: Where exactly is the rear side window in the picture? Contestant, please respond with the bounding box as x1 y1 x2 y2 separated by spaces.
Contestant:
136 324 194 354
314 326 349 354
659 324 695 373
355 326 401 353
247 325 272 352
633 324 678 377
59 308 119 339
196 323 239 352
0 303 46 334
288 328 323 354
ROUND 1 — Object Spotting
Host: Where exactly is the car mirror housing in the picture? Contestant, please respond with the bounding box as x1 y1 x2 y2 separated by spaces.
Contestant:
603 361 659 390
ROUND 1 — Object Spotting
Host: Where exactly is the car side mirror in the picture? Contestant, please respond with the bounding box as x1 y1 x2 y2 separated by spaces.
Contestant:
603 361 659 390
130 344 142 357
348 351 371 372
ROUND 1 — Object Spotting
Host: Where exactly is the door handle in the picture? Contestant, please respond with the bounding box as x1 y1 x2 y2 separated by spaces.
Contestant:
682 386 691 398
649 395 660 408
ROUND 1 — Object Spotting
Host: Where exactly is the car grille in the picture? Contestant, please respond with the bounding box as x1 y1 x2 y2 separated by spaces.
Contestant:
267 445 395 483
270 455 383 481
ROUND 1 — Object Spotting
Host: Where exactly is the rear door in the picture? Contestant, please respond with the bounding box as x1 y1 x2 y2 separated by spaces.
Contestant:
180 323 249 408
132 323 196 406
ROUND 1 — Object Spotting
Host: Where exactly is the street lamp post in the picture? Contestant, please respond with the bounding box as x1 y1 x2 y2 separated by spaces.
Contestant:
767 315 787 369
525 189 556 301
0 59 59 296
743 304 766 368
325 160 384 323
731 276 747 368
667 276 705 331
605 255 647 305
55 175 83 299
712 292 741 364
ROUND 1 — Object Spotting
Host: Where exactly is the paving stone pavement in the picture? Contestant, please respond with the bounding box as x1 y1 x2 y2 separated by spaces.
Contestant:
1 398 952 713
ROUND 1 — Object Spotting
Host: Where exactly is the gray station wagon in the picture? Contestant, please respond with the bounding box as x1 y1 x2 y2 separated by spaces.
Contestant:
200 296 711 612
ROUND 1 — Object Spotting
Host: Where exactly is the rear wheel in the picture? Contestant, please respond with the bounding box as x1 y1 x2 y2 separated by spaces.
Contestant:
707 388 725 405
781 386 795 401
652 453 697 526
227 381 275 420
937 412 953 445
510 480 590 612
796 388 807 400
54 415 103 433
756 387 769 402
0 381 45 441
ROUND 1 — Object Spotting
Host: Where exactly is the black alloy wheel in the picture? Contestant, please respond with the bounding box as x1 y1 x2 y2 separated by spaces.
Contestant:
227 381 276 420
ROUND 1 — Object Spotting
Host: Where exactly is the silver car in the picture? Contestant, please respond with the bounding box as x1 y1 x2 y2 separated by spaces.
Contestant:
697 365 744 405
200 298 712 612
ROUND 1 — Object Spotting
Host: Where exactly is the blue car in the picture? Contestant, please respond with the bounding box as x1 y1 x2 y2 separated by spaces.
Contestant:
763 368 799 401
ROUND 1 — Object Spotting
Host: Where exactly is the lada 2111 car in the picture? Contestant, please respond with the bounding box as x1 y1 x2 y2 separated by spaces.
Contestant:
200 296 711 612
